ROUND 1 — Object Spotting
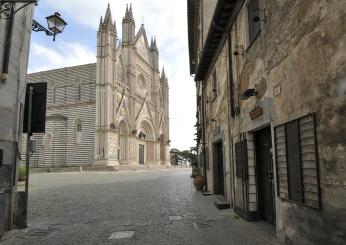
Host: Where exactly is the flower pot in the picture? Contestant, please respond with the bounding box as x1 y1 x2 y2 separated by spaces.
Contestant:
193 176 205 191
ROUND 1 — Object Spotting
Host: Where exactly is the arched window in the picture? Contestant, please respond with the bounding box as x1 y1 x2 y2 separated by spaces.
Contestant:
77 121 82 132
75 119 82 144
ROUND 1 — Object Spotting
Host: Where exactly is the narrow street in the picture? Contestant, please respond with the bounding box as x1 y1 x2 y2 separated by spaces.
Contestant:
1 169 279 245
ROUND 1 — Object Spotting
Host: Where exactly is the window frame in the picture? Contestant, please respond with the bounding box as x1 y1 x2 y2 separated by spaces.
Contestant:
244 0 261 49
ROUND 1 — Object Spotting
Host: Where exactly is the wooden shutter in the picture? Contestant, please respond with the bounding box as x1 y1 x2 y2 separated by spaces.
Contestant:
275 113 321 209
275 125 289 200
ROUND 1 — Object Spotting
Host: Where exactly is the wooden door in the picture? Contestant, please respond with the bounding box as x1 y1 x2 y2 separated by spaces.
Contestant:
255 127 275 225
213 141 224 195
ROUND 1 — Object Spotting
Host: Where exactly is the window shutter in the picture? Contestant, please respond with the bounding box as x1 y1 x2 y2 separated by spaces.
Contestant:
275 113 321 209
275 125 289 200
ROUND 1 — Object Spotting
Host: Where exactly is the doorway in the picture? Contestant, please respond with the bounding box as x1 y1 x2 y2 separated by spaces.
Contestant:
255 127 275 225
213 141 224 195
139 144 144 165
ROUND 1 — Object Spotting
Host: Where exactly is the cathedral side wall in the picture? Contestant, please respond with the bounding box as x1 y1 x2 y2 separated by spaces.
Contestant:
23 64 97 167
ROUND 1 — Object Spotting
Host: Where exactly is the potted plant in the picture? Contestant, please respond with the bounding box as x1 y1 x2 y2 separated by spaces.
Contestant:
191 164 205 191
18 165 26 182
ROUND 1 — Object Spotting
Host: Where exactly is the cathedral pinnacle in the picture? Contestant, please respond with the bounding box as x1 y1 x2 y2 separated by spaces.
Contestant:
150 36 158 52
161 67 166 80
123 3 135 23
102 3 113 30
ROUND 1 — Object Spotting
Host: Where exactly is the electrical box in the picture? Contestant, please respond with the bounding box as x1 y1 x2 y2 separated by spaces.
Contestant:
30 140 37 153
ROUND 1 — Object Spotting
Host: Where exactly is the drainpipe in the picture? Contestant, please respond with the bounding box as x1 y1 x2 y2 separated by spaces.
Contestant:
201 80 208 192
4 5 16 230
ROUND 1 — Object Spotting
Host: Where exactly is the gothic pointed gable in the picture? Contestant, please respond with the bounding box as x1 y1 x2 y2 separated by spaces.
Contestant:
135 25 151 62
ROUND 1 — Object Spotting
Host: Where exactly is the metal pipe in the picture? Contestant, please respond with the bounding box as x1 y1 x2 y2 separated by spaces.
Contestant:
202 81 208 192
24 86 33 228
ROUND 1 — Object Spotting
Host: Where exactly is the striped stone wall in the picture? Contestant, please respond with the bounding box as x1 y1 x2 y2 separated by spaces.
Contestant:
21 64 96 167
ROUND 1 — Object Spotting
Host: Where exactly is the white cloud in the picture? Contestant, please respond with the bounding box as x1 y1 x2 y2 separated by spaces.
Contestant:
30 0 196 150
28 41 96 73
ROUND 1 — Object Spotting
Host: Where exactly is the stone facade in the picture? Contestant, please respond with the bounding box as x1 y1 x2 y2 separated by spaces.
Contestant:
188 0 346 244
25 4 170 167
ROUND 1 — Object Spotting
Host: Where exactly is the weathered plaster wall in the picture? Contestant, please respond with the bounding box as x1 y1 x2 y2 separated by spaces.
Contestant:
0 3 34 233
205 43 232 202
229 0 346 243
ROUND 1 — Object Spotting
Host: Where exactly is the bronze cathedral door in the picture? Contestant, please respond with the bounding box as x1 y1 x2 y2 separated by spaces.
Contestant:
139 144 145 165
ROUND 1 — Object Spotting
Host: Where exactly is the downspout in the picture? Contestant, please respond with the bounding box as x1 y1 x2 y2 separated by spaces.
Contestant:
5 5 16 230
226 33 235 207
202 80 208 192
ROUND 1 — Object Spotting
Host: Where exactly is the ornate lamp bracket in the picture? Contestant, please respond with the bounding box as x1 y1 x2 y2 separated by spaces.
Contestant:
0 0 38 20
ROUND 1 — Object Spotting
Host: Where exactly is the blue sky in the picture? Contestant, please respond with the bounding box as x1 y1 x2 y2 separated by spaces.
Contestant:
28 0 196 151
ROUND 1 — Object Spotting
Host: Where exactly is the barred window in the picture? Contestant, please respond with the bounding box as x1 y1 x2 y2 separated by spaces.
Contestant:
212 70 217 99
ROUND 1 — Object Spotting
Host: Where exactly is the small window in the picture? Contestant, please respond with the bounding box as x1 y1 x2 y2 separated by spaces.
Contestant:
77 84 82 101
247 0 261 45
53 86 56 104
76 119 82 144
212 70 217 99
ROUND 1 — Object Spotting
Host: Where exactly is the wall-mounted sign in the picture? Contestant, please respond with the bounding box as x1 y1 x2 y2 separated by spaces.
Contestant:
249 106 263 120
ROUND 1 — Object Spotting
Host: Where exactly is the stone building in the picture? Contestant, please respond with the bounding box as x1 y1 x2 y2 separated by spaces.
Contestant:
188 0 346 244
25 4 170 167
0 1 35 235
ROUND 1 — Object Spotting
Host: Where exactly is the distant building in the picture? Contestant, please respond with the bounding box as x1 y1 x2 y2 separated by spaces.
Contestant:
188 0 346 244
24 4 170 167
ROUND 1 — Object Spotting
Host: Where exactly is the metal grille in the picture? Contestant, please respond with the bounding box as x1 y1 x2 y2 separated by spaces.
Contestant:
235 140 248 179
275 113 321 209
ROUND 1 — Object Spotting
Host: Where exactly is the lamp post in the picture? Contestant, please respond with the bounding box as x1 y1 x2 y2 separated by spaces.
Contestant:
0 0 67 230
1 0 67 81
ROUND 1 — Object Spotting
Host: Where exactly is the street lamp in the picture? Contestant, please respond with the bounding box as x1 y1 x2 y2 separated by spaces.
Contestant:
0 0 67 41
32 12 67 41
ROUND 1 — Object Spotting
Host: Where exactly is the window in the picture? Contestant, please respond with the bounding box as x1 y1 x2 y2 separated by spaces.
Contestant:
75 119 82 145
246 0 261 45
275 113 321 209
53 86 56 104
77 121 82 132
212 70 217 99
77 84 82 101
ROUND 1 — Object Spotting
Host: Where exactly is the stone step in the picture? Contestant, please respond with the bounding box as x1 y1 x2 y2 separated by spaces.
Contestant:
214 195 230 209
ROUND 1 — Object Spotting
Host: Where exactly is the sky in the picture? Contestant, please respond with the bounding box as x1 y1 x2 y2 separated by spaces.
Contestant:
28 0 196 151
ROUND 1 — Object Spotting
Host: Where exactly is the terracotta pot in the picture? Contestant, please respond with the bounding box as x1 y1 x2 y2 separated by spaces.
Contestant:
193 176 205 191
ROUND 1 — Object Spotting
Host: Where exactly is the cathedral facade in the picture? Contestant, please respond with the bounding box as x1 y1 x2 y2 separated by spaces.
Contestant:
24 4 170 167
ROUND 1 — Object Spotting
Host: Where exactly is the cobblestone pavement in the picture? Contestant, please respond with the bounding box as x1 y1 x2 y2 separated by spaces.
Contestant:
1 169 280 245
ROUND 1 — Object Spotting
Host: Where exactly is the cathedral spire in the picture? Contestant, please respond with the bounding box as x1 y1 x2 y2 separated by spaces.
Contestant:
161 67 166 81
123 3 135 23
99 16 103 30
104 3 112 24
150 36 158 52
